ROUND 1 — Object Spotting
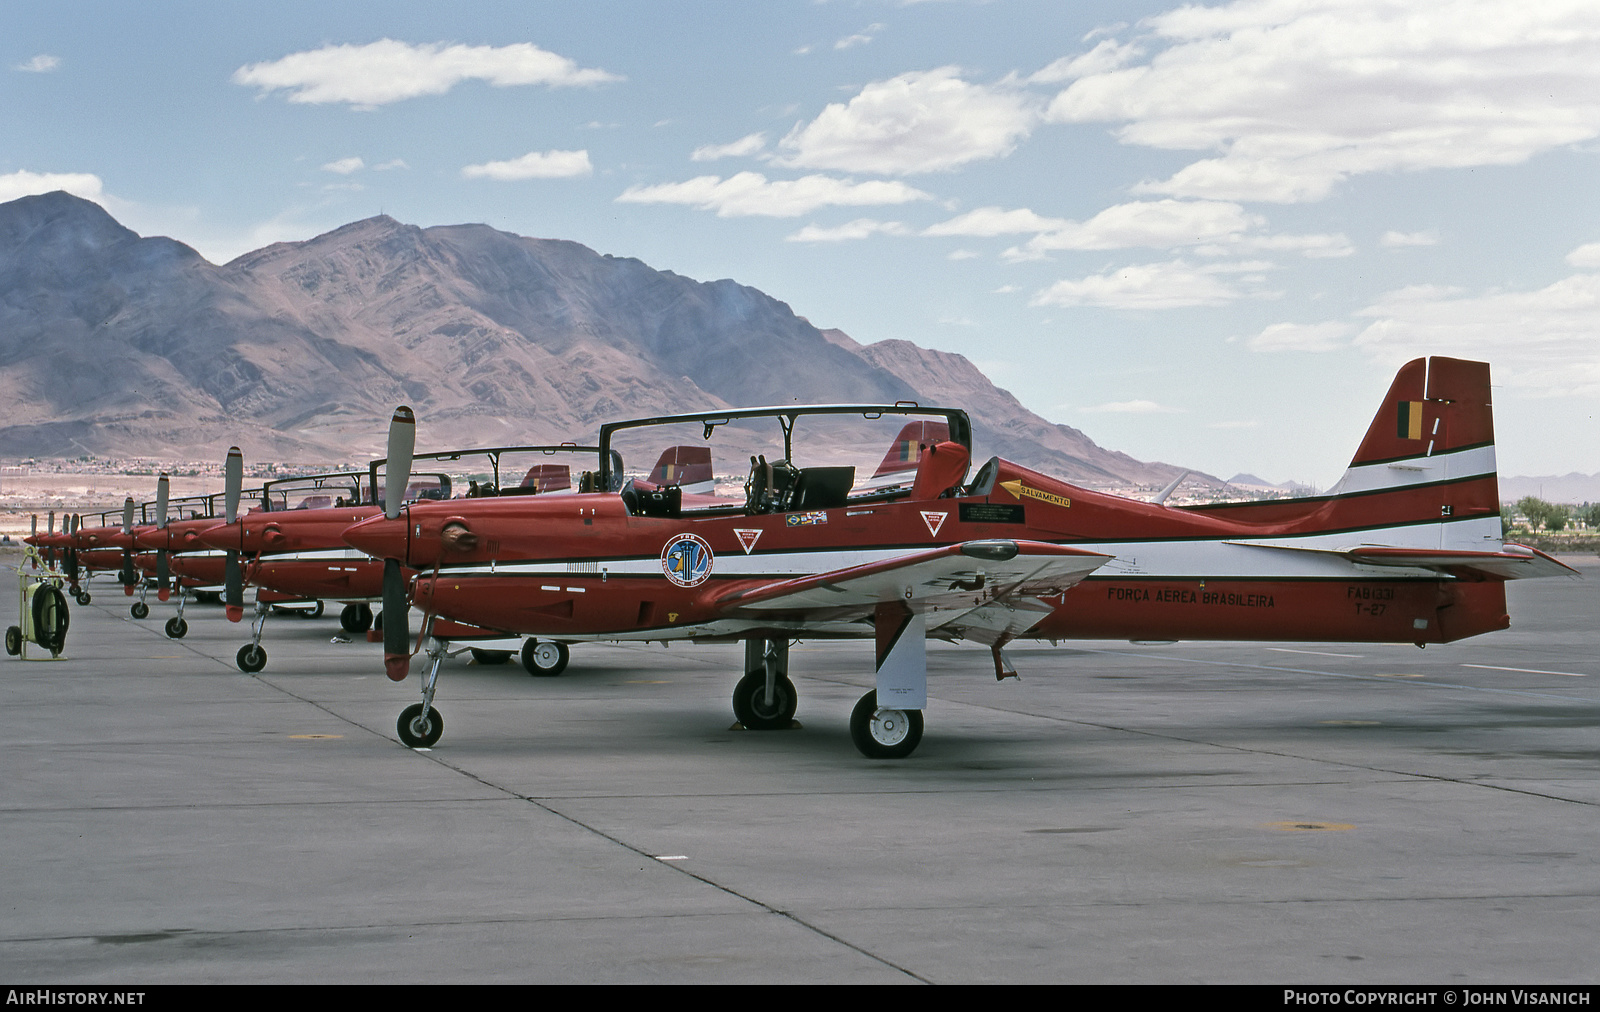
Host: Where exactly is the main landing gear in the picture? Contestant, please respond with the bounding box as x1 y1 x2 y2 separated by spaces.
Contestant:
521 638 569 676
339 603 373 634
732 639 797 730
736 609 933 759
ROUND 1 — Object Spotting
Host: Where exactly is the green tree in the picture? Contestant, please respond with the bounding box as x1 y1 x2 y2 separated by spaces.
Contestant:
1516 496 1568 532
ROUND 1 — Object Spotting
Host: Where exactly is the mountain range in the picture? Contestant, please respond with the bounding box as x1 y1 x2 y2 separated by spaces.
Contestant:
0 191 1199 487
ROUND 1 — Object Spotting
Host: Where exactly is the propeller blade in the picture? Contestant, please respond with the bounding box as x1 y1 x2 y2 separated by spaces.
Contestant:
120 497 136 590
224 447 243 524
382 558 411 681
154 473 171 595
385 406 415 521
225 553 243 622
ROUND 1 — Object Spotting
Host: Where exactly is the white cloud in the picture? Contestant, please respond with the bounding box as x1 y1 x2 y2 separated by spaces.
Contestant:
321 157 364 175
836 24 886 50
462 149 593 181
777 67 1037 175
372 159 409 171
1353 273 1600 396
924 206 1068 237
1381 230 1439 248
232 39 621 108
1082 399 1184 414
786 219 910 242
464 148 595 180
1565 242 1600 268
1009 199 1262 258
1031 259 1276 309
691 133 767 162
1246 321 1355 353
1030 40 1142 84
14 54 60 73
615 172 932 217
1044 2 1600 203
0 170 104 203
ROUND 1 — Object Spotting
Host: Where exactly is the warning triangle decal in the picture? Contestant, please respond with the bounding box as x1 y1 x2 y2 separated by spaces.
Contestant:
920 511 948 537
733 528 763 554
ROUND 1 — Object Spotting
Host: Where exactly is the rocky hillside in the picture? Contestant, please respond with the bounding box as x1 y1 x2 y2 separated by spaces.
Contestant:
0 191 1201 487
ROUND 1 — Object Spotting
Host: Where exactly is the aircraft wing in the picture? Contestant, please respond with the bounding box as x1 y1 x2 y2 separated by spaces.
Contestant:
1226 541 1579 580
714 539 1111 644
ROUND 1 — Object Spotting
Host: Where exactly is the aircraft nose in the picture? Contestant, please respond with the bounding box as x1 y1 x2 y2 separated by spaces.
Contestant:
197 521 241 552
133 528 167 551
344 513 408 561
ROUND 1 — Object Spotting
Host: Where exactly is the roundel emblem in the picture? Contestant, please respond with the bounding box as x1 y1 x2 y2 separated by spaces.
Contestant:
661 533 714 587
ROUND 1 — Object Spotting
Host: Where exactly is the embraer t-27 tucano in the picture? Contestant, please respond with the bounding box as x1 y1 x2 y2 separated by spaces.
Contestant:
344 357 1574 758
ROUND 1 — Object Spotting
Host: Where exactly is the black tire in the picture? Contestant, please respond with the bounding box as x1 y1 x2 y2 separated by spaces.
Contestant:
32 585 69 654
304 600 324 619
75 591 91 605
5 626 20 656
165 617 188 639
130 601 149 620
731 669 798 730
373 609 383 632
521 639 569 677
339 604 373 633
236 643 267 673
397 703 443 748
470 648 513 665
849 690 923 759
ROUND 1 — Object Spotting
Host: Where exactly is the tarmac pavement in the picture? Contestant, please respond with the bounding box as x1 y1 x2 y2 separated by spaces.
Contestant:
3 553 1597 984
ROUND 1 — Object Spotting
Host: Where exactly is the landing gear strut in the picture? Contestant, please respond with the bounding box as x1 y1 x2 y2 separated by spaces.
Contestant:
397 635 448 748
165 585 190 639
235 599 269 672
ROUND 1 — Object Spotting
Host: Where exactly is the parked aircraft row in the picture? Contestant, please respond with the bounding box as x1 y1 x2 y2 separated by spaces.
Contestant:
16 357 1575 760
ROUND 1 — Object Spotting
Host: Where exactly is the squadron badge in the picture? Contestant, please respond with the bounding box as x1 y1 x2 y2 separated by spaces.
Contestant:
661 533 714 587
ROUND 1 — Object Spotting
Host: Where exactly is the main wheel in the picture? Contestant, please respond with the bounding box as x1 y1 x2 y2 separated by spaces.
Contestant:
236 643 267 673
302 600 324 619
130 601 149 620
471 648 513 665
397 703 443 748
165 616 188 639
732 669 798 730
521 639 569 677
4 626 20 656
849 690 924 759
339 604 373 633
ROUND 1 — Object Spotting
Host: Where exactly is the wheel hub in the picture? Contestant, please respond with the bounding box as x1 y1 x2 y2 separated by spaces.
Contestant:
870 708 910 746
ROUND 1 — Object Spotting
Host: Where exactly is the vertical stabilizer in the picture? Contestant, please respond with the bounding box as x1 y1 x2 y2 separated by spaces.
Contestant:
1326 357 1500 550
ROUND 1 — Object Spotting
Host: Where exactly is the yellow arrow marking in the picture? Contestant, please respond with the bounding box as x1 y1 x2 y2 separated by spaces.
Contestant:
1000 480 1071 508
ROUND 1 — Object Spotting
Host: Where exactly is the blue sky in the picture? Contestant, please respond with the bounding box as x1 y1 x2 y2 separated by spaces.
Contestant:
5 0 1598 487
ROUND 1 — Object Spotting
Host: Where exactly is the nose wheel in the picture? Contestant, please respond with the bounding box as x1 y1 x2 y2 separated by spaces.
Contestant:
164 617 188 639
236 643 266 672
849 690 923 759
397 702 444 748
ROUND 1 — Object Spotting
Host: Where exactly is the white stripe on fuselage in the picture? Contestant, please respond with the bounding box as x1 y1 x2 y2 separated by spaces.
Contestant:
432 516 1501 583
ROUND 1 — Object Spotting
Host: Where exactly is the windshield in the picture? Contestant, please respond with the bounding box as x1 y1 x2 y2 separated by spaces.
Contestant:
601 406 971 513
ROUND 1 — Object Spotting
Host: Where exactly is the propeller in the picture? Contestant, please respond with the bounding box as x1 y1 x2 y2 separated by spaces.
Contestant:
155 473 171 601
65 514 79 585
120 497 137 594
383 406 416 681
224 447 244 623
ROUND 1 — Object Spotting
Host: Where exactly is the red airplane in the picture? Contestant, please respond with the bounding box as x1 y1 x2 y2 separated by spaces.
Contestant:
346 356 1571 758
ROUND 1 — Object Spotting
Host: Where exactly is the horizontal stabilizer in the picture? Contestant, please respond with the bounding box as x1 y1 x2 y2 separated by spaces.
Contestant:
1226 540 1578 580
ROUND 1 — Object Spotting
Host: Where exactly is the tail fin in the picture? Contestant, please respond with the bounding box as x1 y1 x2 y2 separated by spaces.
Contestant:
1324 357 1500 550
648 445 714 494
